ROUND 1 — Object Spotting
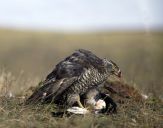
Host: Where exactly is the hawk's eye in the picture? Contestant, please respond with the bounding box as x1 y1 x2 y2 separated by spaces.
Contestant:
107 63 113 69
102 58 110 65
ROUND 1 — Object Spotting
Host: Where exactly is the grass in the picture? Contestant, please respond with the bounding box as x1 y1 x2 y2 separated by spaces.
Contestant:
0 29 163 128
0 91 162 128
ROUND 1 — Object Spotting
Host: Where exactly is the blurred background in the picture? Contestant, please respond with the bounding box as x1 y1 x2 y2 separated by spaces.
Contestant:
0 0 162 96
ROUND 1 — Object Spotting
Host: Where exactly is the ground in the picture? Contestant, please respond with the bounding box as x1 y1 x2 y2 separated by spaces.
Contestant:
0 29 163 128
0 93 162 128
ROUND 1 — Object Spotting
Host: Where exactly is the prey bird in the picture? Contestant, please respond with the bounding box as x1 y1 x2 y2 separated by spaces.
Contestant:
26 49 121 113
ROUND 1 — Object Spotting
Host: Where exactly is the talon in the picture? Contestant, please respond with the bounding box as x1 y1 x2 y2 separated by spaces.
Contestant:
77 99 85 108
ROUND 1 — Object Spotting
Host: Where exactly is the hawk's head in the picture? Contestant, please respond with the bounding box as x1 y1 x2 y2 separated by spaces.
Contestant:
103 59 122 78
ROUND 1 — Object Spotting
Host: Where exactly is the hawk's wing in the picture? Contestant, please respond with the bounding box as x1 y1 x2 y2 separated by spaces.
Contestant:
26 77 77 104
46 49 104 80
26 59 85 104
26 49 105 104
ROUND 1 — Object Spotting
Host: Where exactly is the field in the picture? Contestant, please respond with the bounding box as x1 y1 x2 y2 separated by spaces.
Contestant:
0 29 163 128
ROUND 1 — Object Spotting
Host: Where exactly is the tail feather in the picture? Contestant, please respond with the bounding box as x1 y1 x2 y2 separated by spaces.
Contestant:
25 79 63 104
25 77 77 105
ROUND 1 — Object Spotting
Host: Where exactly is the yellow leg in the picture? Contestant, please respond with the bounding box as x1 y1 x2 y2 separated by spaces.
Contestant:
77 97 85 108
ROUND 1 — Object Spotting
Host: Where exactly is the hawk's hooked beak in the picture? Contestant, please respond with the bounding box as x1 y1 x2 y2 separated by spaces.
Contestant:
113 69 122 78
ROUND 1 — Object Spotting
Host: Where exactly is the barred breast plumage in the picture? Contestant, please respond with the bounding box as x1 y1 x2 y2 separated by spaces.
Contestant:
62 66 108 98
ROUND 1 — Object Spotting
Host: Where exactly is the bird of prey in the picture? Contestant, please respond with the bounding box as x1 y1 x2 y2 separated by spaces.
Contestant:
26 49 121 113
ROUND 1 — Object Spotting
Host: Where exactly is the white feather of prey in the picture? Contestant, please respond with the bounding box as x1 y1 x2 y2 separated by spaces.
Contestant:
67 99 106 115
94 99 106 110
67 107 89 114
